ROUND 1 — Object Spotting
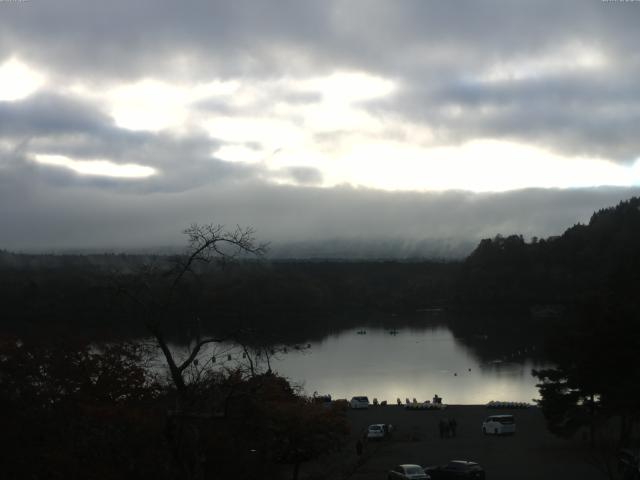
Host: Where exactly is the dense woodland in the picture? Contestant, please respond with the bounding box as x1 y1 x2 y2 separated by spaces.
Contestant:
2 197 640 478
457 197 640 307
0 253 459 341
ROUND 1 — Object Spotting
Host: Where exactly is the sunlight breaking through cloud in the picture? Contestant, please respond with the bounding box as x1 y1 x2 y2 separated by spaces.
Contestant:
296 71 396 103
34 154 157 178
0 58 45 101
332 139 640 192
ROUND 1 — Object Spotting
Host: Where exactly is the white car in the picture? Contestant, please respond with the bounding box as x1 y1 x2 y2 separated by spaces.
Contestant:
482 414 516 435
367 424 387 439
350 396 370 409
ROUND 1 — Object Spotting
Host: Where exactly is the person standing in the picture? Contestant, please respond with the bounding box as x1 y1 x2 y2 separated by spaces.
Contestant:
439 418 449 438
449 418 457 437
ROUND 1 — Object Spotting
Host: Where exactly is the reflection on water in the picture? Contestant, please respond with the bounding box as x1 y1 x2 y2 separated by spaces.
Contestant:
167 324 547 405
268 326 545 404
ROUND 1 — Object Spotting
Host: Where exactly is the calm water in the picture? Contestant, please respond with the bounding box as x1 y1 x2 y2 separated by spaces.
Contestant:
169 324 545 405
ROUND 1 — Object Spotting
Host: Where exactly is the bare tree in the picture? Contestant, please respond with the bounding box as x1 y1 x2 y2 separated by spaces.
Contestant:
116 223 267 404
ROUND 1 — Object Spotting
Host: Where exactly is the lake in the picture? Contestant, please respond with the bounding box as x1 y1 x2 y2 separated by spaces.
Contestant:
170 323 546 405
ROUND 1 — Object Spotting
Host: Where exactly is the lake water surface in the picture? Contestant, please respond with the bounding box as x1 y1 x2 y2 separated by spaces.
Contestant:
178 324 546 405
269 326 543 405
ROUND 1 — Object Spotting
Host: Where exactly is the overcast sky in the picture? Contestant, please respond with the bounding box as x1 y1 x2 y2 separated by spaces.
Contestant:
1 0 639 255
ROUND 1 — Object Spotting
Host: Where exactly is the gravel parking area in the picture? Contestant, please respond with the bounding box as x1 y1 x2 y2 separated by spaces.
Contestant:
340 405 606 480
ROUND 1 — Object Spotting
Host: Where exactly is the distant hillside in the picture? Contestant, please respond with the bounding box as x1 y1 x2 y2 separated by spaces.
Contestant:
266 237 476 260
456 197 640 306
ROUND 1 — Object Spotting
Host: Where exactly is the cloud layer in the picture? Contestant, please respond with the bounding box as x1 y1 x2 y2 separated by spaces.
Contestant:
0 0 639 252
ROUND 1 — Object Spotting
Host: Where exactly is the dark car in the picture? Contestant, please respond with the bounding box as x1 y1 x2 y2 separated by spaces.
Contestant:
425 460 485 479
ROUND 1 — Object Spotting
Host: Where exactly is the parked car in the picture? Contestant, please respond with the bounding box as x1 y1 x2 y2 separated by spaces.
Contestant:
312 393 332 404
482 414 515 435
425 460 485 479
388 464 431 480
350 396 370 409
367 423 392 439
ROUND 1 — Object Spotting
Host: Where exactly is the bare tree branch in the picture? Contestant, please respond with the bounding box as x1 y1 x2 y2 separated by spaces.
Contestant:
178 338 225 373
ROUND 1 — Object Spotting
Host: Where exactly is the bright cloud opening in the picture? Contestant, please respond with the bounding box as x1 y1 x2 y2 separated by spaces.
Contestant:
107 80 191 131
0 58 45 101
324 139 640 193
34 154 157 178
213 144 268 164
297 72 396 103
104 78 238 132
211 131 640 193
206 117 306 150
205 71 396 166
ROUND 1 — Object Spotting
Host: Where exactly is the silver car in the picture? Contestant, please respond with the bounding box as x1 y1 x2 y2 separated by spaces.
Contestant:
388 464 431 480
349 396 370 409
367 424 386 439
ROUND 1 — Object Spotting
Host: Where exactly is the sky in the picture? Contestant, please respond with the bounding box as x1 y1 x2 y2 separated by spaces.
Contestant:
1 0 639 256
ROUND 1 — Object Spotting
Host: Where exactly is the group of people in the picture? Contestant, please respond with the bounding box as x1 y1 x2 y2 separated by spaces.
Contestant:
355 416 458 457
438 417 458 438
